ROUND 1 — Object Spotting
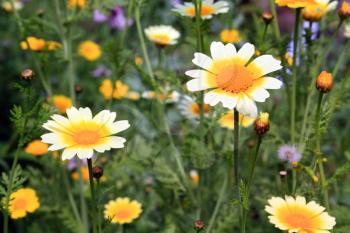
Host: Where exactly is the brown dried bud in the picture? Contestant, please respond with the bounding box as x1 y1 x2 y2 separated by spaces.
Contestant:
20 69 34 80
92 166 103 179
262 12 274 24
254 112 270 136
316 71 333 93
75 85 83 95
339 1 350 19
194 220 205 231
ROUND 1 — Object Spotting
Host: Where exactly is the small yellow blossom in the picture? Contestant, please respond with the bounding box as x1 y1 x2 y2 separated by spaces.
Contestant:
135 56 144 65
78 41 102 61
21 37 46 51
99 79 130 100
68 0 86 9
275 0 316 8
9 188 40 219
220 29 241 43
190 170 200 185
47 41 62 51
52 95 73 113
99 79 113 100
113 80 129 99
25 140 48 156
104 197 142 224
285 52 293 66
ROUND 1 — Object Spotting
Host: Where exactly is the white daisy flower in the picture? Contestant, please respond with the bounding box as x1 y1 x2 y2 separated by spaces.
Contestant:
185 41 283 118
41 107 130 160
144 25 180 46
172 0 229 20
178 95 210 120
142 90 180 103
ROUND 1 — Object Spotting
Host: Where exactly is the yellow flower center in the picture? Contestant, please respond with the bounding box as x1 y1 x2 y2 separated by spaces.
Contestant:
13 198 27 210
73 130 100 145
216 65 254 93
185 5 215 17
115 209 131 220
150 34 171 45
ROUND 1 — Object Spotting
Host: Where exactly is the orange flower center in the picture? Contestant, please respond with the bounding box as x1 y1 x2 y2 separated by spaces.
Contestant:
13 198 27 210
185 5 215 17
216 65 254 93
190 103 209 115
115 209 131 219
150 34 171 45
73 130 100 145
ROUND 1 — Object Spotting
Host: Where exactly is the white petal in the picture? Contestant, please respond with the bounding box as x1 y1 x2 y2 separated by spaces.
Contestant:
236 43 255 63
248 55 282 77
221 93 239 109
236 95 258 118
62 148 77 160
204 90 223 106
76 148 94 159
108 136 127 148
192 53 213 70
79 107 92 121
251 88 270 102
110 120 130 134
211 41 236 60
262 77 283 89
66 107 83 123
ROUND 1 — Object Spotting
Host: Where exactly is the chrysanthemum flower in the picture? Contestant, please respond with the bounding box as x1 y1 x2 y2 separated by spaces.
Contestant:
275 0 317 8
41 107 130 160
220 29 241 43
278 145 302 163
302 0 338 22
9 188 40 219
51 95 73 113
144 25 180 46
178 95 210 120
339 1 350 19
186 41 282 118
219 111 255 129
68 0 86 9
78 41 102 61
25 140 48 156
99 79 130 100
172 0 229 19
20 37 46 51
265 196 336 233
104 197 142 224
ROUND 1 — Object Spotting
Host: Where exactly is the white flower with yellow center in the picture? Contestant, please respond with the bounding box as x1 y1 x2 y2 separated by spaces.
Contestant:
186 41 282 118
172 0 229 19
41 107 130 160
178 95 210 120
144 25 180 46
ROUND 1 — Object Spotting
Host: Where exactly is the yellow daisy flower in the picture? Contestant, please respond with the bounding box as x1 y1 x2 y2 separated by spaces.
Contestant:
78 41 102 61
99 79 113 100
41 107 130 160
219 111 255 129
172 0 229 19
68 0 86 9
20 37 46 51
144 25 180 46
9 188 40 219
25 140 48 156
46 41 62 51
265 196 336 233
113 80 129 99
220 29 241 43
275 0 317 8
104 197 142 224
52 95 73 113
99 79 130 100
178 95 210 120
302 0 338 22
186 41 282 118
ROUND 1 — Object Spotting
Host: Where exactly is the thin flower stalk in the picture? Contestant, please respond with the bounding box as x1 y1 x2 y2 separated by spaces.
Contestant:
269 0 281 40
87 158 98 233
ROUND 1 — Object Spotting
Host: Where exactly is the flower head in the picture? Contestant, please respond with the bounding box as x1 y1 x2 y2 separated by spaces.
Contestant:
265 196 336 233
99 79 129 100
278 145 302 163
68 0 86 9
78 41 102 61
41 107 130 160
178 95 210 120
254 112 270 135
220 29 241 43
25 140 48 156
20 37 46 51
145 25 180 47
2 1 23 12
302 0 338 22
186 41 282 118
316 71 333 93
339 1 350 19
104 197 142 224
172 0 229 19
275 0 317 8
190 170 200 185
9 188 40 219
52 95 73 113
219 111 255 129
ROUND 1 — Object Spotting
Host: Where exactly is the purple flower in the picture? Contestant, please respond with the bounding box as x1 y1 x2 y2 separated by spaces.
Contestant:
171 0 182 6
110 5 133 30
278 145 302 163
92 65 112 78
93 9 108 23
67 158 88 171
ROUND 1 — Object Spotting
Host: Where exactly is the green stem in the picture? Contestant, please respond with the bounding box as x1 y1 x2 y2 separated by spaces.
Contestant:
268 0 281 41
96 180 102 233
87 159 97 233
77 162 89 233
314 93 329 209
291 8 301 144
233 109 242 232
241 136 262 233
332 39 350 78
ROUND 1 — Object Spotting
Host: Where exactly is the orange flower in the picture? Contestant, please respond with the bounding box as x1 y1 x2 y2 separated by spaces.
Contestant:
25 140 48 156
52 95 73 113
104 197 142 224
71 166 90 181
9 188 40 219
220 29 241 43
339 1 350 19
275 0 316 8
20 37 46 51
68 0 86 8
78 41 102 61
316 71 333 93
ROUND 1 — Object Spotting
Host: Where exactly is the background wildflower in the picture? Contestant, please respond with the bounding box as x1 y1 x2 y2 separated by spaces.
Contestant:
278 145 302 163
78 41 102 61
9 188 40 219
104 197 142 224
25 140 48 156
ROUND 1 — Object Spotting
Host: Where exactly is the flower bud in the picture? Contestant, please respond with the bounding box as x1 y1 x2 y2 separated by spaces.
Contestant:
254 112 270 136
262 12 274 24
75 85 83 95
339 1 350 19
316 71 333 93
92 166 103 179
20 69 35 80
279 170 287 178
291 161 299 169
190 170 199 185
194 220 205 232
